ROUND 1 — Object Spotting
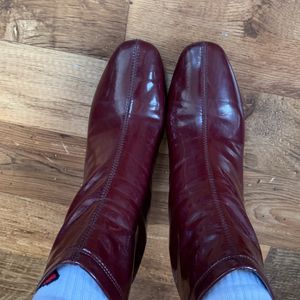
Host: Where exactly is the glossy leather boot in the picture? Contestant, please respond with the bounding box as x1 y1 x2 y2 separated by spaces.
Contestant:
167 42 274 300
36 40 165 299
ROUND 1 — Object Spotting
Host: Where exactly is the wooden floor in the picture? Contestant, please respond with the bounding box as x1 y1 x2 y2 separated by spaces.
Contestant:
0 0 299 299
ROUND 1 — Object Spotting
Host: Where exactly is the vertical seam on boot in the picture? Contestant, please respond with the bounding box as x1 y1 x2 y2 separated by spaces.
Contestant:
201 44 233 251
81 248 124 297
69 40 140 297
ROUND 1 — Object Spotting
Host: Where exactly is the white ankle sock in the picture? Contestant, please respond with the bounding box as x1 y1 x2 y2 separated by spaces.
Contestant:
203 269 272 300
34 265 271 300
33 264 108 300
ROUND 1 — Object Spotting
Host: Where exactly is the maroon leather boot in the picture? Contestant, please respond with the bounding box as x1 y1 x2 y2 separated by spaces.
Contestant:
36 40 165 299
167 42 274 300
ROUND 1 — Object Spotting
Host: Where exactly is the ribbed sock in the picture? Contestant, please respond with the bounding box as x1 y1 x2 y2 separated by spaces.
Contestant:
33 264 108 300
203 269 272 300
34 266 271 300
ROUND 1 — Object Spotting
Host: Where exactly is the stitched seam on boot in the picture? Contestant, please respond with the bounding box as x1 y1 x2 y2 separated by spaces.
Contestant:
81 248 123 297
194 254 262 299
201 44 233 250
69 41 140 296
196 254 260 285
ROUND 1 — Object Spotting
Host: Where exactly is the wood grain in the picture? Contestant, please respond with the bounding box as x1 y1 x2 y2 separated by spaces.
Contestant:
261 245 271 261
265 247 300 300
131 224 179 299
0 250 44 300
0 121 86 206
126 0 300 98
243 91 300 250
0 0 129 58
0 191 66 257
0 40 106 137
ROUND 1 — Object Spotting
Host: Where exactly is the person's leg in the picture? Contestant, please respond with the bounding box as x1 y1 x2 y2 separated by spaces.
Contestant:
34 40 166 299
33 265 107 300
167 42 274 299
203 270 272 300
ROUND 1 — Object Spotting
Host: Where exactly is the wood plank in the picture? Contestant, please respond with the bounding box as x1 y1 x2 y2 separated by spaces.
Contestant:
265 247 300 300
0 121 85 206
0 0 129 58
0 250 44 299
0 40 106 137
0 192 66 257
131 225 179 299
243 91 300 250
126 0 300 98
261 245 271 261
